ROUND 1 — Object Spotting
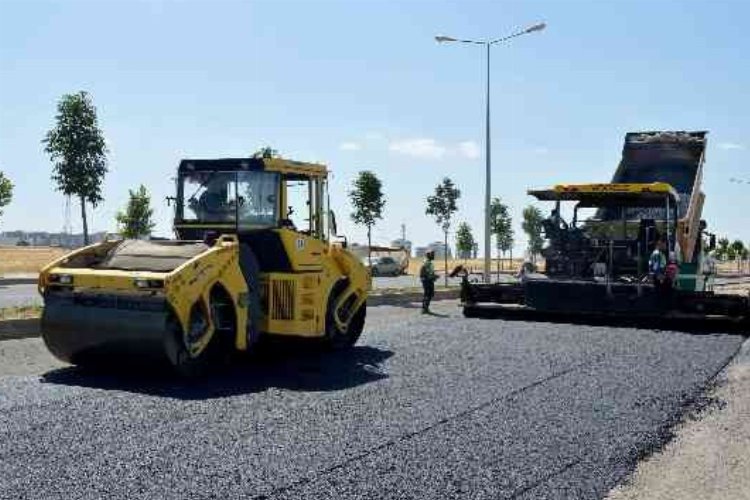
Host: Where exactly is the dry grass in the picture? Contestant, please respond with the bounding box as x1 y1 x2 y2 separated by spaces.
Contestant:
0 304 42 320
716 260 750 275
0 246 67 275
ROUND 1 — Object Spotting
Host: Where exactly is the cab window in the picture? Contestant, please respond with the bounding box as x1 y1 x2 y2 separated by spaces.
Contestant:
181 170 280 228
183 172 238 223
237 171 279 228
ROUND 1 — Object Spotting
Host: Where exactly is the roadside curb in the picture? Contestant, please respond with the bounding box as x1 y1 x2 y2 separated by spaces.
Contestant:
0 277 38 286
0 318 40 341
369 288 460 306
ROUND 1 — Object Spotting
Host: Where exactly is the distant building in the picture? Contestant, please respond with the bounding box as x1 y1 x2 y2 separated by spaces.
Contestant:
415 241 451 259
390 239 412 256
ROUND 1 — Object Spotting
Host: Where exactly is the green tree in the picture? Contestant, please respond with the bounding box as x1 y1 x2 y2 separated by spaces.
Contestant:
251 146 279 159
730 240 746 271
426 177 461 286
522 205 544 262
349 170 386 266
116 185 156 239
490 197 514 272
455 222 475 261
716 237 730 261
0 171 13 220
42 91 108 245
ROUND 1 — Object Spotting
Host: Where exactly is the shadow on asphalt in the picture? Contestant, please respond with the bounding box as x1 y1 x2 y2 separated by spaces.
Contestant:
466 306 750 336
41 344 394 400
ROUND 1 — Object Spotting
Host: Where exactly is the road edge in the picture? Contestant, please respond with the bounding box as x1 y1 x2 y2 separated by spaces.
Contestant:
606 335 750 499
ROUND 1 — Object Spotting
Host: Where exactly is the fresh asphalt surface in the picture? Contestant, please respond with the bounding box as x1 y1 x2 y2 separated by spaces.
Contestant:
0 300 745 499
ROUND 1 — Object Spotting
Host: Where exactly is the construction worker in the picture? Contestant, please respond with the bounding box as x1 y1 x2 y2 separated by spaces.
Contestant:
649 237 667 287
650 238 673 310
665 252 679 288
420 250 439 314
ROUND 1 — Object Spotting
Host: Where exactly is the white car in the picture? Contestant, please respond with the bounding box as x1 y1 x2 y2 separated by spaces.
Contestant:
365 256 402 277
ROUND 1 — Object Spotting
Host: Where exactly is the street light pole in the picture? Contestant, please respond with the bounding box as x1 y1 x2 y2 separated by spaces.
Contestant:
436 22 546 283
484 42 491 284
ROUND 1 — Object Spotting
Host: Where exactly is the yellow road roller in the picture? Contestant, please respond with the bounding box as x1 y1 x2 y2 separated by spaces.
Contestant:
38 157 370 375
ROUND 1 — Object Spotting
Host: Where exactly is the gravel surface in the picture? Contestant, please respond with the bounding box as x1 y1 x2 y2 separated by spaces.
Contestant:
0 300 744 499
0 337 66 376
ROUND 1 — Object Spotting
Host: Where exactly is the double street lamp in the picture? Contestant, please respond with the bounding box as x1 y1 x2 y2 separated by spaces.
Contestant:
436 22 546 283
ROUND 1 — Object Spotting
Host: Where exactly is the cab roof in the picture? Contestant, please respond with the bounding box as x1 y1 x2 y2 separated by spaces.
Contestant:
178 157 328 179
528 182 679 207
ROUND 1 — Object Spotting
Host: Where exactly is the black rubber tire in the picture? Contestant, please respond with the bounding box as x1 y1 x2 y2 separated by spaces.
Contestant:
323 293 367 350
163 295 234 378
371 267 379 277
462 304 478 318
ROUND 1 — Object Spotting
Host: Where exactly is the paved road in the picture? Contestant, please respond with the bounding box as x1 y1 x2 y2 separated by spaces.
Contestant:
0 283 40 308
3 275 744 309
0 301 743 499
0 277 458 308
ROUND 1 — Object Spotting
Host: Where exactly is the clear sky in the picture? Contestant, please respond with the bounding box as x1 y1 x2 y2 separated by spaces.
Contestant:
1 0 748 255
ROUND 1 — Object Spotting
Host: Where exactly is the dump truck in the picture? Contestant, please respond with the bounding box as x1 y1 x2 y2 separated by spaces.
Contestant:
463 131 749 322
38 157 370 375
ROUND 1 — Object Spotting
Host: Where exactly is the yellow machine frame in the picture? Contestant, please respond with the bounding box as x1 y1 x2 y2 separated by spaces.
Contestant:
38 157 370 370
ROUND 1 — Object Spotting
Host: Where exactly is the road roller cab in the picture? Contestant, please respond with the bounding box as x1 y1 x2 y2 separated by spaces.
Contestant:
38 157 370 376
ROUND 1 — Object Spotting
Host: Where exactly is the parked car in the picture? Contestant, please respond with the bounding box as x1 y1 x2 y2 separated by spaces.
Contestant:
365 256 402 276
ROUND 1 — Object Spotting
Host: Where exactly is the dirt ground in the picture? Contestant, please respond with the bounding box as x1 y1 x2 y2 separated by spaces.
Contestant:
0 246 66 275
716 260 750 275
714 280 750 296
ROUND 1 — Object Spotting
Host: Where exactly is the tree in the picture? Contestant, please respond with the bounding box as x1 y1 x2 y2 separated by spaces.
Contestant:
490 197 514 272
349 171 386 267
455 222 475 260
426 177 461 286
42 91 108 245
0 170 12 220
716 237 730 261
116 185 156 239
251 146 279 159
522 205 544 262
730 240 746 272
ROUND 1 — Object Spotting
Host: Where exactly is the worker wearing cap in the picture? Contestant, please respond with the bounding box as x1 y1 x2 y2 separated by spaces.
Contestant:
420 250 439 314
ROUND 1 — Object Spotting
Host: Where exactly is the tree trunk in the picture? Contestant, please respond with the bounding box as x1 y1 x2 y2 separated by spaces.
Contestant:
496 246 500 278
80 195 89 246
367 226 372 268
510 247 513 272
444 230 449 288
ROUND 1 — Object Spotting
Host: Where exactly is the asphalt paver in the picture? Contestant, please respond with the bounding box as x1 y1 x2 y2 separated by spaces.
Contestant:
0 300 743 499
